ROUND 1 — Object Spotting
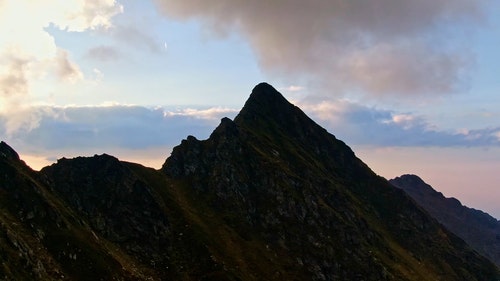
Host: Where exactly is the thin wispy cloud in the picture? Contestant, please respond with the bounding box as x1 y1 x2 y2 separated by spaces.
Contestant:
86 45 122 61
111 24 163 53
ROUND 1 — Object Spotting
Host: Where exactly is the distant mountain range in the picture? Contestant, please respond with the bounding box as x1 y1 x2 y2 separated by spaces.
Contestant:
390 174 500 267
1 83 499 280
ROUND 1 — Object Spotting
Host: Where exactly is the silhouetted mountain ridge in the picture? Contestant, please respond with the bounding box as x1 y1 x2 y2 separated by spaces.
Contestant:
390 174 500 266
1 84 499 280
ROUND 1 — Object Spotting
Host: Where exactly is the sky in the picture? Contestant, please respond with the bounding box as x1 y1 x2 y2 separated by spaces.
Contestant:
0 0 499 218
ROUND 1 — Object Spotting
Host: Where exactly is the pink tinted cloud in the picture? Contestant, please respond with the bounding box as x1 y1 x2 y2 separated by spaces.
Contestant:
153 0 485 97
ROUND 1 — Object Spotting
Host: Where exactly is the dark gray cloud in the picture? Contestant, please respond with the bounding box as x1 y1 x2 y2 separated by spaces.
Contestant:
153 0 486 97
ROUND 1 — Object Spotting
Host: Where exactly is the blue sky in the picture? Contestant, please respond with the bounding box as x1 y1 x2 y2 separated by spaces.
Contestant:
1 0 499 218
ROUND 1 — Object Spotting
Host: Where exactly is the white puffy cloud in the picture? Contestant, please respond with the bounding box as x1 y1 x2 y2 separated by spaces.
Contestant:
0 0 123 74
0 2 121 97
153 0 486 97
0 0 123 131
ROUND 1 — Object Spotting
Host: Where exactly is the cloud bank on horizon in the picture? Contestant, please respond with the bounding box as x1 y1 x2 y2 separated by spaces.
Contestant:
154 0 486 98
2 102 498 159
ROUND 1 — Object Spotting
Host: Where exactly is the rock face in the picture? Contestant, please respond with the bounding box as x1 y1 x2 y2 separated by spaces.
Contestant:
390 174 500 267
1 84 500 280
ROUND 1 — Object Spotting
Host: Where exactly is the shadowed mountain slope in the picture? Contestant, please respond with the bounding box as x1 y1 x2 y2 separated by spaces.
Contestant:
161 83 500 280
390 174 500 267
1 83 499 280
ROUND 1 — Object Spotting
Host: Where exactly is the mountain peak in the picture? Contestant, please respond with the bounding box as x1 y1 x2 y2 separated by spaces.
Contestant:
234 82 295 126
391 174 426 185
248 82 289 105
390 174 439 197
233 82 331 145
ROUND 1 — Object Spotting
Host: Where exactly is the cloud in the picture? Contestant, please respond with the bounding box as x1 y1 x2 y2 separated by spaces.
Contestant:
84 20 165 66
0 105 238 152
153 0 486 97
299 99 500 147
280 85 304 92
0 105 238 169
46 0 123 32
0 0 122 96
0 0 123 131
0 106 55 136
164 107 239 119
1 103 499 173
338 42 470 96
111 24 162 53
55 49 83 82
0 54 29 98
85 45 121 61
1 102 499 164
